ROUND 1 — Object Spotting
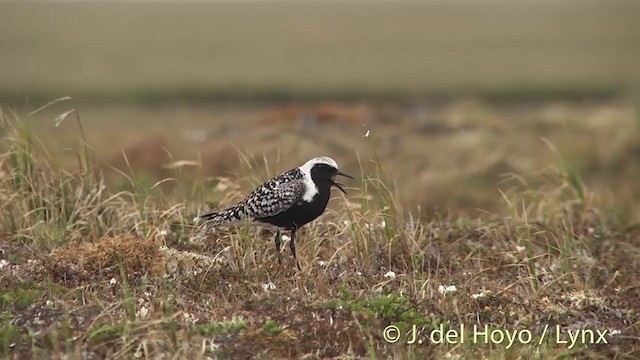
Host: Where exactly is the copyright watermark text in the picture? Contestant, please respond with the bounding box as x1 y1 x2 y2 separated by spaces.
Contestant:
383 324 611 349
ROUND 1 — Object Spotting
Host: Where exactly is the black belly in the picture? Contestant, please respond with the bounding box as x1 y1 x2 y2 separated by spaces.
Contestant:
256 192 330 230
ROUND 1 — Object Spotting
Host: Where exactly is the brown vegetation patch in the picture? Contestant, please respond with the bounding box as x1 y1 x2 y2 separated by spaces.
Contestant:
44 235 164 284
256 102 373 127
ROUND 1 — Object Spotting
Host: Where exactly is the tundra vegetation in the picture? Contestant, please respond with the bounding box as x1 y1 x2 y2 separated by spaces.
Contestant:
0 97 639 359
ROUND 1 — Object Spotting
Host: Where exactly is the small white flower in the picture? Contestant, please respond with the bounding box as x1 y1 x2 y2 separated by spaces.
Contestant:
379 219 386 229
262 282 276 291
588 227 595 234
160 229 170 236
515 245 526 252
438 285 457 295
384 271 396 279
471 290 491 299
356 271 362 276
318 260 326 267
182 312 196 324
109 278 117 286
45 300 54 308
137 306 149 319
0 259 9 270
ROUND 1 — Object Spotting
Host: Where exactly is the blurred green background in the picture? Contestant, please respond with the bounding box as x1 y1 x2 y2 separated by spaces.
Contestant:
1 0 639 219
2 0 639 101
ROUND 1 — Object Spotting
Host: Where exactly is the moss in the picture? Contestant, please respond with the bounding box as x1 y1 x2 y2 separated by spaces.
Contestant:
196 318 247 336
0 289 41 310
261 320 283 336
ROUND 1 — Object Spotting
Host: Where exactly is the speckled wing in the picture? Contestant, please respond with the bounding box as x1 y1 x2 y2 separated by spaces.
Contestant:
245 179 305 219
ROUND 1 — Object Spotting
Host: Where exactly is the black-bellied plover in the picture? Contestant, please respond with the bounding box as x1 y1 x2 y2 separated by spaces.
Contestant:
194 156 354 269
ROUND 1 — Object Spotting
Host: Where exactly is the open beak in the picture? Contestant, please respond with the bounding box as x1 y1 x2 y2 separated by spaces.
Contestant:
332 171 355 194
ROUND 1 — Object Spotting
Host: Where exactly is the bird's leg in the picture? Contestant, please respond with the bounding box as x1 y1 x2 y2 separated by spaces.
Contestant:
289 230 301 270
274 229 283 265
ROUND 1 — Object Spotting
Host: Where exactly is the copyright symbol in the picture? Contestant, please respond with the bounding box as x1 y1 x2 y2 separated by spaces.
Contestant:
383 325 400 343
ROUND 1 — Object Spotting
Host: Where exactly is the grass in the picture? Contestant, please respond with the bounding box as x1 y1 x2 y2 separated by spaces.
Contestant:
1 0 639 103
0 102 639 359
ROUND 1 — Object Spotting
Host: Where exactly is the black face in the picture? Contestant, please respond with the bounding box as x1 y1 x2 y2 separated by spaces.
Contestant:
310 164 355 194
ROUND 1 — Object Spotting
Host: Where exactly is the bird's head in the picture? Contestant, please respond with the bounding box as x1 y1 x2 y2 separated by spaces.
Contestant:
300 156 355 194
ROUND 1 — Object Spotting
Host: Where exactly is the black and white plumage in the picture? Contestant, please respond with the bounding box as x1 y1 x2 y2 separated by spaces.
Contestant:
194 156 354 269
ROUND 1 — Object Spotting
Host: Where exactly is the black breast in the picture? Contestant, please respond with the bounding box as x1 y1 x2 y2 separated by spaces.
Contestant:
256 183 332 230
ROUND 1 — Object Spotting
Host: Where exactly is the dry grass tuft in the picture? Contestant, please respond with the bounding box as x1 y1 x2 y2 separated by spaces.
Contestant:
45 235 164 283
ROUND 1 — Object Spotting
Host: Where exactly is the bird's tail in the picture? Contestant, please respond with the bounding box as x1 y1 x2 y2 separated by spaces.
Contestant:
194 202 248 227
191 202 249 242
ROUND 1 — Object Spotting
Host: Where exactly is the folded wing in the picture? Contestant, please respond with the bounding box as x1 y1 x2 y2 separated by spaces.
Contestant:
245 180 305 219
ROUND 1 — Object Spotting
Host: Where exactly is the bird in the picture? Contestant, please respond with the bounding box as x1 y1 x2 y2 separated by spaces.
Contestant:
193 156 354 270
